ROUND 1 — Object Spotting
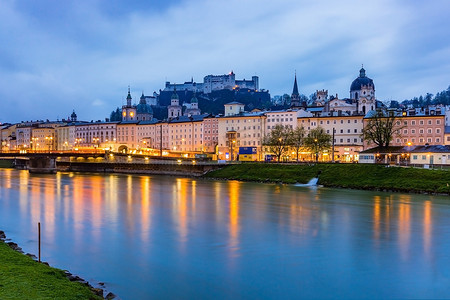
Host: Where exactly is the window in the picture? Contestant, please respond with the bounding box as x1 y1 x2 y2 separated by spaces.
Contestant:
427 129 432 134
436 128 441 134
436 138 440 143
428 120 432 125
422 155 426 160
437 120 441 125
403 129 408 134
413 155 418 160
420 120 424 125
411 120 416 125
411 129 415 134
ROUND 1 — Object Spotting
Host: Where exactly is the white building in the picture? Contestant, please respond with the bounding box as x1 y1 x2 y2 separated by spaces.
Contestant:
164 71 259 94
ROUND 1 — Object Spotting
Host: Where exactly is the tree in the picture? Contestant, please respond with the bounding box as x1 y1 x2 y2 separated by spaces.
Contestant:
289 126 306 161
263 124 293 162
304 127 332 162
110 108 122 121
361 110 404 148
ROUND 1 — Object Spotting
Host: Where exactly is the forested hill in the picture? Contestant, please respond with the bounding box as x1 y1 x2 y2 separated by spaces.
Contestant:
393 85 450 108
156 89 272 119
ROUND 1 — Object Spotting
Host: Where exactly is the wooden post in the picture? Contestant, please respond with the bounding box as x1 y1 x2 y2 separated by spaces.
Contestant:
38 222 41 263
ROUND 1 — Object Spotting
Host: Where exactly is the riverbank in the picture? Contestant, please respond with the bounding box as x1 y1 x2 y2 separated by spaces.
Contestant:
203 163 450 194
0 231 106 299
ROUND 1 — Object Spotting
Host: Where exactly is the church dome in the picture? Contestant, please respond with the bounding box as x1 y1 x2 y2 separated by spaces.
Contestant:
191 93 198 103
350 67 374 91
136 103 153 114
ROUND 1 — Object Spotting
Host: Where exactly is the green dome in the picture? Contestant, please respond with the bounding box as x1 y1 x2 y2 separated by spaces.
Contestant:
136 103 153 114
191 93 198 103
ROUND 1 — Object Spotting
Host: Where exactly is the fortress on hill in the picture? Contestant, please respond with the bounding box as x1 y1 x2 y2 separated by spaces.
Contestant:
163 71 259 94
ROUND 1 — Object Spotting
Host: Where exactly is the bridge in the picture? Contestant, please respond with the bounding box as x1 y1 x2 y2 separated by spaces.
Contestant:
0 151 107 173
0 150 223 175
0 150 107 158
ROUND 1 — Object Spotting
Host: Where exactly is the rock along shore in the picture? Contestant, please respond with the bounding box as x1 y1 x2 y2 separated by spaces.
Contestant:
0 230 117 299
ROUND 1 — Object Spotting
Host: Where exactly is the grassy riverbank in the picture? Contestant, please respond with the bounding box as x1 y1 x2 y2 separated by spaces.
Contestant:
204 163 450 194
0 241 102 300
0 160 14 168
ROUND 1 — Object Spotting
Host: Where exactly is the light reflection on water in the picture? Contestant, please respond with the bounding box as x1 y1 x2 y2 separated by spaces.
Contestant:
0 169 450 299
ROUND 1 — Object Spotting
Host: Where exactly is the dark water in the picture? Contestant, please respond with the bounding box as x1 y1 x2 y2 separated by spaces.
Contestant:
0 169 449 299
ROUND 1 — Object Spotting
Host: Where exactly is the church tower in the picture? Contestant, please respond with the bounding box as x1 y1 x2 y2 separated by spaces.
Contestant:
184 92 201 116
122 87 137 121
350 66 376 114
290 72 301 107
168 87 182 119
70 110 77 122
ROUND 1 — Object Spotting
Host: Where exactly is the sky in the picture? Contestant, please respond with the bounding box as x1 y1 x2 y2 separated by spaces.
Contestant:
0 0 449 123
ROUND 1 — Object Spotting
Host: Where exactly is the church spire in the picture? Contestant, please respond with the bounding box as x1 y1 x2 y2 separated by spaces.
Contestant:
126 86 132 107
292 72 299 96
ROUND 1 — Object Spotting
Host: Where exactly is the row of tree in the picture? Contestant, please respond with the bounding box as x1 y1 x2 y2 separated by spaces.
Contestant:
263 109 406 161
262 124 332 161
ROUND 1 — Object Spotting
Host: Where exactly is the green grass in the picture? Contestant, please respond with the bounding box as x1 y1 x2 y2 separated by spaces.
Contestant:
0 241 102 300
0 160 13 168
204 163 450 194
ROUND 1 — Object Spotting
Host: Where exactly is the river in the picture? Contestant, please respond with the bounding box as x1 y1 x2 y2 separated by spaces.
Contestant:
0 169 449 299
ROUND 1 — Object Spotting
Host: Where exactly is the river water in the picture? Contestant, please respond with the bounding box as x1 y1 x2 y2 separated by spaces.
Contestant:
0 169 449 299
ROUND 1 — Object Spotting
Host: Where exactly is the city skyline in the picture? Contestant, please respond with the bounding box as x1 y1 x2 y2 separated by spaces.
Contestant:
1 0 449 123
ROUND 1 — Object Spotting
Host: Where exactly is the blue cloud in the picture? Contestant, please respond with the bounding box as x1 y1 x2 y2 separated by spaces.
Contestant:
0 0 449 123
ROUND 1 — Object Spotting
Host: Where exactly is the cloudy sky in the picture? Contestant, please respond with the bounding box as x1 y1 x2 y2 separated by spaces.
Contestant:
1 0 449 123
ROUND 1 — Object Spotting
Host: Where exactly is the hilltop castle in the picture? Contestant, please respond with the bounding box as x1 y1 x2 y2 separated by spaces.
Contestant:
163 71 259 94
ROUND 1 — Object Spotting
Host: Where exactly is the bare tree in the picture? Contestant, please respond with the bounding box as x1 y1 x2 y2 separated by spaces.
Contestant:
304 127 332 162
362 110 405 147
263 124 293 162
289 126 306 161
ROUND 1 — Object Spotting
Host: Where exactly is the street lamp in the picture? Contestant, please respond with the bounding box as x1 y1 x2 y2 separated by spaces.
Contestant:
231 140 236 161
45 136 53 152
314 138 318 162
406 141 412 166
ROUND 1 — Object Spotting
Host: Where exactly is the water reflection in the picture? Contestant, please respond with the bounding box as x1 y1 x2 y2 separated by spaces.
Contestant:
228 181 240 255
0 169 448 299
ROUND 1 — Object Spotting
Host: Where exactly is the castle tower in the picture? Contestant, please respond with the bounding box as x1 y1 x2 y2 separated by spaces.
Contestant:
315 90 328 106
